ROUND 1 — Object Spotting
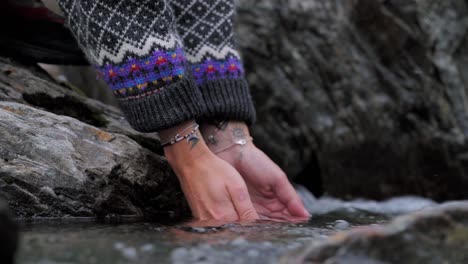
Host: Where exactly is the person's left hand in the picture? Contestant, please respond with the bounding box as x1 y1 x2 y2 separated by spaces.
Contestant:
201 122 310 221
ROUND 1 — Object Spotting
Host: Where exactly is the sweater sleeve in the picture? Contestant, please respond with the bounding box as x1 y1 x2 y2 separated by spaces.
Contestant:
169 0 256 125
56 0 206 132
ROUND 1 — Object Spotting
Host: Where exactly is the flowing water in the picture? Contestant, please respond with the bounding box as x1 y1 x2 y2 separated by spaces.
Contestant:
15 188 437 264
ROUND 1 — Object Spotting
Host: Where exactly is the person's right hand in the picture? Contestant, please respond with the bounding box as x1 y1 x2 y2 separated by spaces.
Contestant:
161 121 259 222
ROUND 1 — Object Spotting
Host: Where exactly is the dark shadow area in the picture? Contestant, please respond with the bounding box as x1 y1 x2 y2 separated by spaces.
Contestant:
294 153 323 197
127 135 164 156
0 206 18 264
22 92 109 128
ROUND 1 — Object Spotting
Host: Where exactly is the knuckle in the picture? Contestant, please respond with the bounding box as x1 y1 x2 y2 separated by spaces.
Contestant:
240 209 258 220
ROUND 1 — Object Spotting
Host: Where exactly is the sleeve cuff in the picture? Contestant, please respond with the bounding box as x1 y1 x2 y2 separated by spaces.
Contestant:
117 77 207 132
196 78 256 125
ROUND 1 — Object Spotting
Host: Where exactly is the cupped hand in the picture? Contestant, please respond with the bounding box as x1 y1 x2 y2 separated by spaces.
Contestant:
201 122 310 221
173 151 260 221
162 121 259 222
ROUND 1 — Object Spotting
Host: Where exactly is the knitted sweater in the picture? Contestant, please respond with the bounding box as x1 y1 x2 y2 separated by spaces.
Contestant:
56 0 256 132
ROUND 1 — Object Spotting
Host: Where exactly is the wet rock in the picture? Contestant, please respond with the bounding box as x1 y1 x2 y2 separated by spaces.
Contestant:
309 196 436 216
291 202 468 263
0 101 188 219
0 201 18 264
237 0 468 200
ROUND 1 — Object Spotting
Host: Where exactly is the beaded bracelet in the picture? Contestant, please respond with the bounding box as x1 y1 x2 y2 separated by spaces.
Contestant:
160 124 200 147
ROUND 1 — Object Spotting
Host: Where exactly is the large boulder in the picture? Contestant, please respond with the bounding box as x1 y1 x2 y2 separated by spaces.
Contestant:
0 201 18 264
0 58 163 156
0 60 189 219
237 0 468 200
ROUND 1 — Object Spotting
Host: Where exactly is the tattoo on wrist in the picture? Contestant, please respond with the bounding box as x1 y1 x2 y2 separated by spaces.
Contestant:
205 119 228 147
206 134 218 146
217 120 229 131
187 133 200 150
208 119 229 131
232 126 247 141
203 121 253 156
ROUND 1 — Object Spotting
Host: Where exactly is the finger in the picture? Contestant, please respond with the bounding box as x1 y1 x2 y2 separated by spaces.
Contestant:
227 184 259 221
275 175 310 218
258 211 293 221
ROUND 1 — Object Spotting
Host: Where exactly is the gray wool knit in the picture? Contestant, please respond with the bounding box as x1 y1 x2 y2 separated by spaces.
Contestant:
57 0 256 132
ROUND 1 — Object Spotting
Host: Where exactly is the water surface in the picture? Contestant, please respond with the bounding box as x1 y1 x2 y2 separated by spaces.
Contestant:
16 192 436 264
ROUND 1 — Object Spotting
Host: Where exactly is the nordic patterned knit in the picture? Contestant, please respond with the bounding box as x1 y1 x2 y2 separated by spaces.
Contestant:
56 0 256 132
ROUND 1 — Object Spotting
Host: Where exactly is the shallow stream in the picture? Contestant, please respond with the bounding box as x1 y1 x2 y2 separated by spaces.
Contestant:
16 189 437 264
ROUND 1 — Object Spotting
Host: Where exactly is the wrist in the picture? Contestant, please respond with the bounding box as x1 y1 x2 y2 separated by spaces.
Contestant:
160 120 212 171
200 120 253 154
164 139 212 170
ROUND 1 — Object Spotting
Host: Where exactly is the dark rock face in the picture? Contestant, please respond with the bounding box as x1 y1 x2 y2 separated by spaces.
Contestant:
291 202 468 263
0 202 18 264
0 60 189 219
237 0 468 200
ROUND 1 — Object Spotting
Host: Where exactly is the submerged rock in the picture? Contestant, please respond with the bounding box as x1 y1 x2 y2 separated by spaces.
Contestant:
0 201 18 264
237 0 468 200
291 202 468 263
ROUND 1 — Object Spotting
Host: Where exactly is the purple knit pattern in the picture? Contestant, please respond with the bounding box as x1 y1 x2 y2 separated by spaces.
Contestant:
97 48 187 98
192 57 244 85
97 49 245 99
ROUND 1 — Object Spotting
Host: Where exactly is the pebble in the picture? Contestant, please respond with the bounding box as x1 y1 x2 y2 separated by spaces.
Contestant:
140 244 155 252
191 227 208 233
230 237 248 246
334 220 351 230
121 247 138 260
114 242 125 250
113 242 138 260
171 247 189 258
261 241 273 247
247 249 260 257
